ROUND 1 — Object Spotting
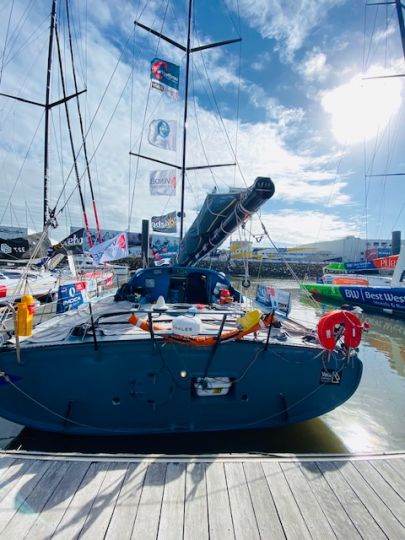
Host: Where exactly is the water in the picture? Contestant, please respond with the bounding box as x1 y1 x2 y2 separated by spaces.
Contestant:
3 278 405 454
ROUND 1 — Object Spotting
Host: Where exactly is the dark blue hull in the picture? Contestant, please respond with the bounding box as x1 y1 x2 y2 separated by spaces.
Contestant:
340 286 405 318
0 337 362 435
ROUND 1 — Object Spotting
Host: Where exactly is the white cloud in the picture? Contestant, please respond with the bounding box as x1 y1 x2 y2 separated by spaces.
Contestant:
321 67 403 145
0 0 358 244
226 0 346 61
256 209 360 245
297 49 330 81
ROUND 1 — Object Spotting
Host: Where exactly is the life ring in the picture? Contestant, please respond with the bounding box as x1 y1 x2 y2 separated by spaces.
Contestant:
242 279 251 289
317 310 363 351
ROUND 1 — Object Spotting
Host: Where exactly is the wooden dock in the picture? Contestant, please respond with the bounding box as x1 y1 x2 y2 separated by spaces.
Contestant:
0 451 403 538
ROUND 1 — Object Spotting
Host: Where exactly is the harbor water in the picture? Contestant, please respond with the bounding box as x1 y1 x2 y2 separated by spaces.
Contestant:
2 277 405 454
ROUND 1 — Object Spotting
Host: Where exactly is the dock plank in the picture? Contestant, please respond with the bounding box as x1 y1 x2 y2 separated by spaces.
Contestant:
225 462 260 540
0 459 34 504
262 461 311 540
206 462 234 540
299 462 361 539
369 458 405 501
0 460 70 538
26 461 90 539
317 461 386 539
0 456 16 482
342 462 405 538
79 462 128 539
280 461 336 540
0 459 50 535
52 461 110 539
184 462 209 540
353 461 405 536
158 462 186 540
105 461 148 540
131 462 166 540
243 461 285 540
385 457 405 481
0 453 403 540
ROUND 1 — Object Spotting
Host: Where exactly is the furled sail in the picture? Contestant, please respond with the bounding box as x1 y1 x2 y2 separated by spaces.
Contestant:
176 176 275 267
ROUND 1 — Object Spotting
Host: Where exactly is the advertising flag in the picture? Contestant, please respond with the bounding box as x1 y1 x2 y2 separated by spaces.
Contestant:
56 282 88 313
89 232 129 265
151 211 177 233
148 119 177 151
150 170 176 196
150 58 179 98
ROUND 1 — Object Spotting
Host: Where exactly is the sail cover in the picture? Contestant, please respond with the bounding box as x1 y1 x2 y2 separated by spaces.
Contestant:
0 232 51 261
176 177 275 266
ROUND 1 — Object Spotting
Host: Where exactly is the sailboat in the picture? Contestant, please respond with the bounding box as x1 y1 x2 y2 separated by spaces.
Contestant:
0 0 118 311
302 241 405 317
0 1 364 435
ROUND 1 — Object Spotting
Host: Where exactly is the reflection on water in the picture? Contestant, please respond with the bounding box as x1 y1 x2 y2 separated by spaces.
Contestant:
4 277 405 454
12 417 348 455
237 277 405 453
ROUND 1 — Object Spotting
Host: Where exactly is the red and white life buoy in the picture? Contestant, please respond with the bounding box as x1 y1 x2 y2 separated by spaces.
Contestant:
317 310 364 351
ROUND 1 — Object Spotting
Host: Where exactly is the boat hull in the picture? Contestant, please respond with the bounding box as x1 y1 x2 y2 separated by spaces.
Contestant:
302 283 405 318
0 338 362 435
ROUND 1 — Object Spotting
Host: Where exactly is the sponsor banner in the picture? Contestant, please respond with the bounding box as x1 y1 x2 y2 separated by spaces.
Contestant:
345 260 376 272
255 284 291 316
0 237 29 259
151 211 177 233
148 119 177 151
150 58 179 98
230 241 252 260
365 247 391 260
63 229 142 254
341 286 405 313
150 234 179 260
56 282 88 313
373 254 398 270
150 170 176 196
89 232 129 265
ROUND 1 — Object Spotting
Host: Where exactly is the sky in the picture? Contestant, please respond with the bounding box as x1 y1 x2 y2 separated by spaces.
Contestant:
0 0 404 248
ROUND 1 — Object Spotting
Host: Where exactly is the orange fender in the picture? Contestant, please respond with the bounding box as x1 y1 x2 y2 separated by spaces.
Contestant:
128 313 164 332
164 312 274 346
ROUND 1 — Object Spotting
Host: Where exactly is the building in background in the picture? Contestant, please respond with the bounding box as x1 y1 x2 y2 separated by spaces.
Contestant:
249 235 395 264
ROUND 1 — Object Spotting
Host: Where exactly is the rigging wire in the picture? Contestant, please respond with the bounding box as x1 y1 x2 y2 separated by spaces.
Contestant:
0 0 14 86
51 23 137 220
0 109 45 225
54 21 93 247
1 0 37 69
65 0 102 242
128 0 170 230
197 43 247 188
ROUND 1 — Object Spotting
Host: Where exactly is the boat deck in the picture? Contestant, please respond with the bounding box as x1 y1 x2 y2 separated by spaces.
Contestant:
0 451 403 538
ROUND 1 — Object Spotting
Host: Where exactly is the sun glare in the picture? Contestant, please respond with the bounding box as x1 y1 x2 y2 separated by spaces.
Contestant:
321 73 402 145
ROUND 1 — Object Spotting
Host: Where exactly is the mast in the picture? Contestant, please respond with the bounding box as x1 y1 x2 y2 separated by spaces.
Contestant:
130 4 241 242
180 0 193 240
43 0 57 229
395 0 405 60
0 0 86 231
